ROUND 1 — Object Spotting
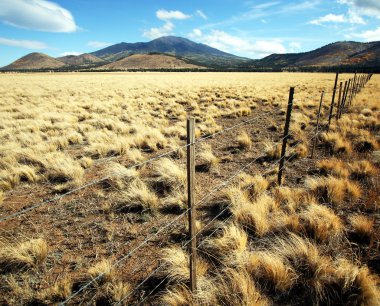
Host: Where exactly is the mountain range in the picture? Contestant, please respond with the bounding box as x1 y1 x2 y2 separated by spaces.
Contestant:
1 36 379 72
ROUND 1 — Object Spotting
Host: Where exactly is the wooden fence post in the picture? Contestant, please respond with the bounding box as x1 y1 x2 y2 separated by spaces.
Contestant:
338 81 348 119
186 117 197 292
342 79 351 114
336 82 343 121
327 72 339 131
278 87 294 185
311 91 324 159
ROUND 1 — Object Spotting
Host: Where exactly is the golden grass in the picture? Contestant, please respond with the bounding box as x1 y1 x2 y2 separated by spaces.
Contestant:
305 176 361 205
245 251 297 293
236 131 252 150
349 214 374 241
316 158 349 178
320 132 352 154
121 178 159 212
103 162 138 190
234 194 278 236
299 203 344 241
0 238 48 272
215 268 269 306
201 224 247 263
348 160 377 181
160 247 209 282
196 143 219 172
151 158 186 192
87 259 115 285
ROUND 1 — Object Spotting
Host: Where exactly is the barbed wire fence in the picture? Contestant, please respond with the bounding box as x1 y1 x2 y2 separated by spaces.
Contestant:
0 72 372 305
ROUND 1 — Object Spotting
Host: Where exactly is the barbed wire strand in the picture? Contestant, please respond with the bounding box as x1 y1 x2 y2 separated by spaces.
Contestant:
0 113 266 223
115 135 302 305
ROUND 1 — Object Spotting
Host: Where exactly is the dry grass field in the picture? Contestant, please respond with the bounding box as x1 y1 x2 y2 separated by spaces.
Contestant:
0 72 379 305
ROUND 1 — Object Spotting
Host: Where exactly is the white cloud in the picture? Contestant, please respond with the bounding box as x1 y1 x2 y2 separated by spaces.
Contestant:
196 10 207 20
310 13 346 25
289 42 302 52
0 0 77 32
309 10 366 25
195 30 286 58
156 9 191 21
350 27 380 41
59 51 81 56
338 0 380 18
144 9 191 39
143 21 174 39
188 28 202 39
87 41 112 48
347 9 366 24
0 37 48 49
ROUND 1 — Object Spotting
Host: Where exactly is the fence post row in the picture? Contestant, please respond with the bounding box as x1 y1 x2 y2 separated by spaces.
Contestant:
311 91 324 159
327 72 339 131
278 87 295 185
186 117 197 292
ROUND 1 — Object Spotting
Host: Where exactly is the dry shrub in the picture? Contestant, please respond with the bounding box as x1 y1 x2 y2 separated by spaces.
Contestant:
299 203 344 241
264 142 282 160
235 194 278 236
161 189 187 213
293 143 308 158
316 158 349 178
103 162 138 190
43 153 84 184
196 144 219 172
87 259 115 286
215 268 269 306
151 158 186 192
201 224 247 263
104 281 132 303
161 285 193 306
160 247 209 282
79 156 93 169
349 214 374 242
40 278 72 302
210 186 250 215
121 179 159 212
320 132 352 154
271 233 334 300
245 251 297 293
273 186 306 213
305 176 361 205
238 174 269 200
0 238 48 272
348 160 377 181
334 259 380 305
237 131 252 150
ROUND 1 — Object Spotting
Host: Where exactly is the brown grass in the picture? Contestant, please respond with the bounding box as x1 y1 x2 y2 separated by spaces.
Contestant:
0 238 48 272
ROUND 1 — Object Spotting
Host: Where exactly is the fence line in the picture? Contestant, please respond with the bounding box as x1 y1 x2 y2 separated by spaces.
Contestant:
0 114 266 223
1 73 373 304
61 130 293 304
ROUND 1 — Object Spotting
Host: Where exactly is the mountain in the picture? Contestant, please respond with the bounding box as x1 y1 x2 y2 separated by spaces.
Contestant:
2 38 379 71
99 53 203 70
250 41 380 70
2 53 66 70
92 36 251 67
57 53 105 66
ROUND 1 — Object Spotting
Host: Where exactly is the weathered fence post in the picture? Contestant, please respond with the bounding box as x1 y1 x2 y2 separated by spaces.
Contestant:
327 72 339 131
311 91 324 159
278 87 294 185
186 117 197 292
338 80 348 119
336 82 343 121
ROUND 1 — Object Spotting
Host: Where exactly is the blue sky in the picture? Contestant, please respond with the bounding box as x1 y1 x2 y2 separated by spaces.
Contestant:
0 0 379 66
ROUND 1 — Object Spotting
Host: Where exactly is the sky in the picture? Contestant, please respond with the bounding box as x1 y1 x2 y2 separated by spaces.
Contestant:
0 0 379 66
